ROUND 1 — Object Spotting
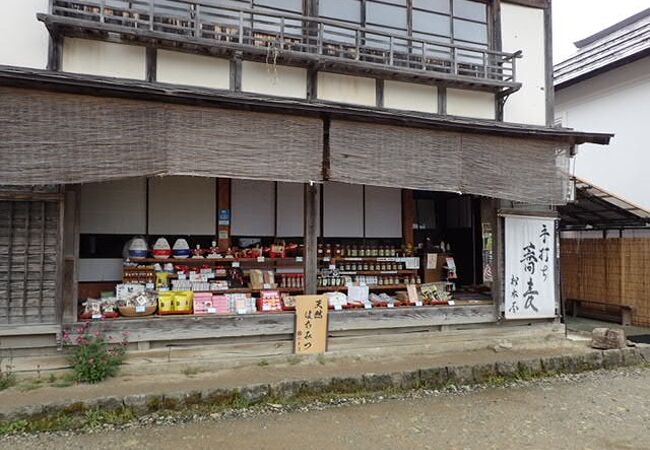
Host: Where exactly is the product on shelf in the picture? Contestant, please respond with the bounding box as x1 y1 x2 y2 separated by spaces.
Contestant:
172 238 191 259
257 290 282 312
117 292 158 317
128 237 148 259
158 291 193 315
152 237 172 259
80 297 120 320
325 291 347 310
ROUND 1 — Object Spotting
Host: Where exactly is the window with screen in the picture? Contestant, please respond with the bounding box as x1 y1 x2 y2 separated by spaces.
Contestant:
318 0 488 51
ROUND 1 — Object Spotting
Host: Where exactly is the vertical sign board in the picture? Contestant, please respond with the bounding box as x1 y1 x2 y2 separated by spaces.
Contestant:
295 295 329 354
504 216 557 320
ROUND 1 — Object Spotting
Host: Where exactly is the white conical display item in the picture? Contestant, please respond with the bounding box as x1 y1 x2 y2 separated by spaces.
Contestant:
172 238 191 259
152 237 172 259
128 237 148 259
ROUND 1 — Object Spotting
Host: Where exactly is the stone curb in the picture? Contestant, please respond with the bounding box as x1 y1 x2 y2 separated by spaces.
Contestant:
2 346 648 423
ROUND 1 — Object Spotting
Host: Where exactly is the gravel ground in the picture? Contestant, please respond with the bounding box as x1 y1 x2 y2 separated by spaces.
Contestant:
3 367 649 450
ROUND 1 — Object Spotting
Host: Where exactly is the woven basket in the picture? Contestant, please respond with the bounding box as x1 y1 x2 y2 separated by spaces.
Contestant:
118 305 157 317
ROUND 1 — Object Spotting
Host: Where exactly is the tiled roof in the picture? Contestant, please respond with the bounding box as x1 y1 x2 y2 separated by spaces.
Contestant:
554 8 650 88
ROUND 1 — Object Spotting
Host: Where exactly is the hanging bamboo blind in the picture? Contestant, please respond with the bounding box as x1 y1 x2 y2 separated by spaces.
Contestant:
328 120 571 205
0 87 323 185
561 238 650 326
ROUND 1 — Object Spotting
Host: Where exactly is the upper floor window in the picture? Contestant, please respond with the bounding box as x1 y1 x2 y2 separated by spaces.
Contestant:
319 0 488 49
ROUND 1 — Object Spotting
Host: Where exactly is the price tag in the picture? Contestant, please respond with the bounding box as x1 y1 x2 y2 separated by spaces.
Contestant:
448 300 455 306
296 256 303 262
178 273 187 280
92 313 102 320
334 304 343 311
263 283 272 289
145 283 155 290
323 257 331 262
415 301 423 307
387 303 394 309
135 305 146 313
364 303 372 310
237 308 247 315
328 264 336 270
263 304 271 311
257 256 265 262
207 307 217 314
232 262 240 268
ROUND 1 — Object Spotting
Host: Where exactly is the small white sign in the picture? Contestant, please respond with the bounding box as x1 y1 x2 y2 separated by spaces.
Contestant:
92 313 102 319
237 308 247 315
263 283 272 289
329 264 336 270
178 273 187 280
334 304 343 311
415 301 423 307
257 256 265 262
135 305 146 313
387 303 394 309
232 261 240 268
364 303 372 310
207 307 217 314
296 256 303 262
263 304 271 311
448 300 455 306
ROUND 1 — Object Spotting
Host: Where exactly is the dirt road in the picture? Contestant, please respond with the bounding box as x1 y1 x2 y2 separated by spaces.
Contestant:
4 367 650 450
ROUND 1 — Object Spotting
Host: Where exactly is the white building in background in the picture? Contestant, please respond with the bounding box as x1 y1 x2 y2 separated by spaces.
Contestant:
554 8 650 210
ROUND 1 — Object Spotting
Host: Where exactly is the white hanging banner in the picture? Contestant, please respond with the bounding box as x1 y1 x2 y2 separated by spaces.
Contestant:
504 216 556 319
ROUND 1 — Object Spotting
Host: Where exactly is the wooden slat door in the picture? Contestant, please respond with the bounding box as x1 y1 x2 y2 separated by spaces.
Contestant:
0 200 60 324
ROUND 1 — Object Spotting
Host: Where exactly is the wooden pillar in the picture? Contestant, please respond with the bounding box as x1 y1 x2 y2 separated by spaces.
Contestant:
304 182 320 294
217 178 231 251
61 184 81 324
402 189 415 249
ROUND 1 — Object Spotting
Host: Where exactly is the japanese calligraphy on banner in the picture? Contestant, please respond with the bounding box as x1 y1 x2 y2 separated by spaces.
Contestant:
504 216 557 320
295 295 329 354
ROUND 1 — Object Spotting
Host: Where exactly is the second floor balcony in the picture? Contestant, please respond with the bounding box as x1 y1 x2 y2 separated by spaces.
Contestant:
40 0 522 93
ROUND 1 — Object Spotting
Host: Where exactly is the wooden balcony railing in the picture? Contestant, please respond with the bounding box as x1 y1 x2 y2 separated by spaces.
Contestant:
43 0 521 92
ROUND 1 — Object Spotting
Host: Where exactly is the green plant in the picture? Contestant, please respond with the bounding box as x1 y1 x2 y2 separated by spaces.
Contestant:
181 366 201 377
0 359 16 391
258 359 269 367
62 323 128 384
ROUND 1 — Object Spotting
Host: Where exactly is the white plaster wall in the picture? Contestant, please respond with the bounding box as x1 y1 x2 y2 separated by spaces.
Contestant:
80 178 147 234
148 176 216 235
157 50 230 89
364 186 402 238
501 3 546 125
276 182 304 237
383 81 438 114
555 57 650 211
317 72 376 107
62 38 146 79
231 179 276 236
323 182 364 237
0 0 49 69
446 89 495 119
78 259 123 282
241 61 307 99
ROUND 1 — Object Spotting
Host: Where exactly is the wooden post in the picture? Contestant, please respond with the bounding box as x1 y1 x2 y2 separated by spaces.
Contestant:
304 182 320 294
217 178 231 251
402 189 415 249
62 185 81 324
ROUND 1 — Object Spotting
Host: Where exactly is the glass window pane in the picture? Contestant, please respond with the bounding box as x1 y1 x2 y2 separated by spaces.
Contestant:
413 0 450 14
453 0 486 22
320 0 361 23
413 10 450 37
254 0 303 13
453 19 486 44
366 1 407 29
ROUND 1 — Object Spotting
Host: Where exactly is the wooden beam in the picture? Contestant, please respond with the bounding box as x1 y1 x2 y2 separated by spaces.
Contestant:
61 185 81 324
544 3 554 127
304 182 320 294
437 85 447 115
375 78 384 108
46 33 63 71
402 189 415 248
230 52 242 92
145 47 157 82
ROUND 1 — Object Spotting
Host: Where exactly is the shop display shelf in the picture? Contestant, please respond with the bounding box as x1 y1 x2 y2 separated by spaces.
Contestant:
193 287 304 294
335 270 418 276
320 256 409 263
130 257 304 265
317 284 412 292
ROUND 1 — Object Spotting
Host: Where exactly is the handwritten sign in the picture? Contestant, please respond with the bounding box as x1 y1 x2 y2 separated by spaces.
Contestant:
504 216 556 319
294 295 329 354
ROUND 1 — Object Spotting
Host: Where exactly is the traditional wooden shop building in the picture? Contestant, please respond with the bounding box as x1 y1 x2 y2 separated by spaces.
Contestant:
0 0 611 353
